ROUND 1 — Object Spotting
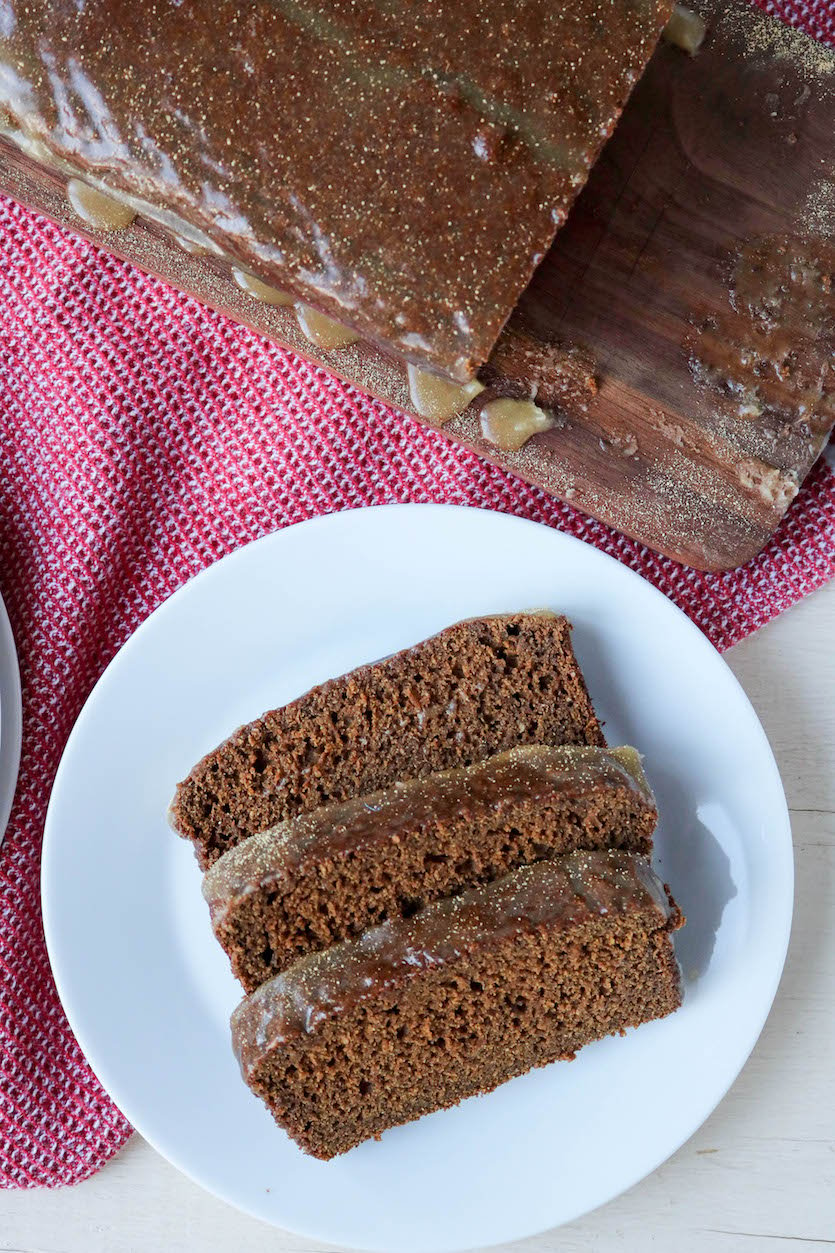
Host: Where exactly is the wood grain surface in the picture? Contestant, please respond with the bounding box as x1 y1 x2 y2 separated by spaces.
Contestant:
0 0 832 570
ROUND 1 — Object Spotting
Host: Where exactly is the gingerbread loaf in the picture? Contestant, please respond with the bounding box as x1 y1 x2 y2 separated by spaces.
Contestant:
0 0 672 379
204 744 657 990
232 849 683 1159
171 611 604 868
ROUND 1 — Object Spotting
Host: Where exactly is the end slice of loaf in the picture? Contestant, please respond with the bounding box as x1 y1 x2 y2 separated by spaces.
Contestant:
204 744 656 990
232 849 683 1159
171 611 603 868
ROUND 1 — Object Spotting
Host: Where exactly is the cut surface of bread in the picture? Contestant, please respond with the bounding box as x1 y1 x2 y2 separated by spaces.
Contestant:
204 744 656 990
232 850 683 1159
172 611 604 867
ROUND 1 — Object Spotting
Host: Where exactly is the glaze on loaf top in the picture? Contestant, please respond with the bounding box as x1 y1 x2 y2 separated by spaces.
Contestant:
0 0 671 377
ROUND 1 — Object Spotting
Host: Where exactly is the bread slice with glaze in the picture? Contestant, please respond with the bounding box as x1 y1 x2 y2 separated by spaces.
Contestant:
231 849 683 1159
204 744 656 990
171 611 604 868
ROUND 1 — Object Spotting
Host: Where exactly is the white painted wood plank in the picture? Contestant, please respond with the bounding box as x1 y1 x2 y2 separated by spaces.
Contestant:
724 581 835 816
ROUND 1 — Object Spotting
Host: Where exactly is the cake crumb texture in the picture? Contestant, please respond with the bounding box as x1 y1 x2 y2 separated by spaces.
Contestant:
172 612 604 867
231 851 683 1159
204 744 657 989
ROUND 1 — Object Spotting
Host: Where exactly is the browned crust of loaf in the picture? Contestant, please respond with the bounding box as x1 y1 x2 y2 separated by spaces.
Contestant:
232 852 683 1159
0 0 672 379
204 745 658 990
171 611 604 868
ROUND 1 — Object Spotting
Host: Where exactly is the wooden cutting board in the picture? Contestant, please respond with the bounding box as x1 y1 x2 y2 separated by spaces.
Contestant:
0 0 832 570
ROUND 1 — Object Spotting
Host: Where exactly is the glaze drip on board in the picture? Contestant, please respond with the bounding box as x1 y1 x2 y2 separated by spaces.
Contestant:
662 5 707 53
67 179 136 230
479 397 556 450
295 305 360 351
407 364 485 425
232 269 294 306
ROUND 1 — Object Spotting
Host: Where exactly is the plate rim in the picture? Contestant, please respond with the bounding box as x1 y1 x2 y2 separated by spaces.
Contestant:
41 502 793 1252
0 589 22 850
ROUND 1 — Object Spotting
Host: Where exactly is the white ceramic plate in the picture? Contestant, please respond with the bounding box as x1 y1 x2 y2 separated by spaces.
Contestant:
42 504 792 1253
0 591 22 848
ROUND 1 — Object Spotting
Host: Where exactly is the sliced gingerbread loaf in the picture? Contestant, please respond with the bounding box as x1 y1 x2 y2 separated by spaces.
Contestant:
204 744 656 991
231 849 683 1159
171 611 603 868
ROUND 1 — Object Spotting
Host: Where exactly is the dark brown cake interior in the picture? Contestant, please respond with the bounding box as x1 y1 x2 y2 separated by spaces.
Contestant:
172 612 604 867
204 745 656 990
232 852 682 1159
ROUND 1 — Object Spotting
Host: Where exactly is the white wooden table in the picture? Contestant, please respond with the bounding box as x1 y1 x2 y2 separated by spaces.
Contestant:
3 581 834 1253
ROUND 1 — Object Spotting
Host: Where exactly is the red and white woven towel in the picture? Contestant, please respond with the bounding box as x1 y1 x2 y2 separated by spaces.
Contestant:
1 1 834 1192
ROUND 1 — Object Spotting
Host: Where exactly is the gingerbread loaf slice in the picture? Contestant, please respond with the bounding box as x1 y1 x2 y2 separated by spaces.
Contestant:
204 745 656 991
232 849 683 1159
171 611 603 868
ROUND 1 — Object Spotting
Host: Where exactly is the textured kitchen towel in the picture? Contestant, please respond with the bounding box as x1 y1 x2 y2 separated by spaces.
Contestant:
0 1 833 1192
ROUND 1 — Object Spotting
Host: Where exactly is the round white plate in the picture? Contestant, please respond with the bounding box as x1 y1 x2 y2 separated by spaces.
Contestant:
42 504 792 1253
0 591 22 849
